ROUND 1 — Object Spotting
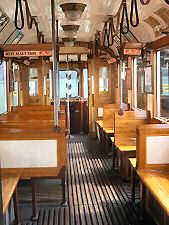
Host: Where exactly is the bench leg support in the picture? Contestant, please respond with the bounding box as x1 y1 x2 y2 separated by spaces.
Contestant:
62 177 65 204
140 180 146 219
13 187 20 225
31 179 38 221
131 166 136 202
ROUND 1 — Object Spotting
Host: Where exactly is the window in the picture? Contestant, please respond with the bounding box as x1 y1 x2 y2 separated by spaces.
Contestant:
0 61 7 114
13 81 18 106
122 60 128 104
29 68 38 96
60 71 66 98
137 56 146 110
83 69 88 99
59 70 79 98
99 67 108 93
44 76 46 96
159 47 169 118
12 63 19 106
71 70 79 97
49 69 53 99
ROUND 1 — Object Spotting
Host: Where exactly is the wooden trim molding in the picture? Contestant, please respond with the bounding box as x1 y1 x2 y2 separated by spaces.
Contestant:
145 36 169 50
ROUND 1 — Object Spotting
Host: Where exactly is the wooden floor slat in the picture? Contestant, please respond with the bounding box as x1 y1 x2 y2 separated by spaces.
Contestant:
20 135 156 225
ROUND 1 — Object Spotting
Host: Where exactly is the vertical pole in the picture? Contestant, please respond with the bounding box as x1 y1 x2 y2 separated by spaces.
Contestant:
120 59 123 110
56 20 60 109
51 0 59 127
0 162 3 225
66 55 70 137
133 58 137 109
156 51 160 118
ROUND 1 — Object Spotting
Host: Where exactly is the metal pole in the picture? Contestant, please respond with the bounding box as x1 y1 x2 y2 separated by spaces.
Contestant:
66 55 70 137
120 59 123 110
51 0 59 127
56 20 60 109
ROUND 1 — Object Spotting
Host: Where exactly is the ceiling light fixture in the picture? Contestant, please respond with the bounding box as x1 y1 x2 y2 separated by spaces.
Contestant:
62 37 76 47
60 3 87 21
61 24 80 38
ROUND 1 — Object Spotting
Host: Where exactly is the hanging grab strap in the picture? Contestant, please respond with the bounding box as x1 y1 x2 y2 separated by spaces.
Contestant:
121 0 129 34
140 0 151 5
130 0 139 27
108 22 114 47
15 0 24 30
164 0 169 4
103 22 109 48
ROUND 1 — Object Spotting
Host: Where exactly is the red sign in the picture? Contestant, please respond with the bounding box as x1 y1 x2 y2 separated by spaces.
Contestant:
4 51 53 57
124 49 141 55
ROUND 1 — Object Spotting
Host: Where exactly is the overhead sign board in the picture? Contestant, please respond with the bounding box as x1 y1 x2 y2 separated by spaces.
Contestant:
4 50 53 57
124 49 141 56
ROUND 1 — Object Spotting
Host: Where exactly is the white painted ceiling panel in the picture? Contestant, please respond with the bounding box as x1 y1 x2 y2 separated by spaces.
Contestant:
0 0 168 45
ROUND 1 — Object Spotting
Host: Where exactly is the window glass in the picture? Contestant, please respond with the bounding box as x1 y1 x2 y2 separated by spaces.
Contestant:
29 68 38 96
12 63 19 106
60 71 66 98
0 61 7 114
71 70 79 97
13 81 18 106
137 57 146 110
49 69 53 99
59 70 79 98
44 76 46 96
122 61 128 104
83 69 88 99
160 48 169 118
99 67 108 93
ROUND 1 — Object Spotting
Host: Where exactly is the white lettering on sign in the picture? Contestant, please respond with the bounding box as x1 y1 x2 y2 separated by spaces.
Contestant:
124 49 141 55
4 51 53 57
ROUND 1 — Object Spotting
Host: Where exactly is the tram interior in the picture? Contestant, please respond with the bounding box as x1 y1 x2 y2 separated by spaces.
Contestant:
0 0 169 225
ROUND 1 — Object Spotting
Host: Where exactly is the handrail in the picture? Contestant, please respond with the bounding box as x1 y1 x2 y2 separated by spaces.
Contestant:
14 0 24 30
121 0 129 34
23 0 34 29
140 0 151 5
164 0 169 4
130 0 139 27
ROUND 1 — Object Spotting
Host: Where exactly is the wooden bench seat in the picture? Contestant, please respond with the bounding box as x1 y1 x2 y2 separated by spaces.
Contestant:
114 110 151 180
102 104 129 153
138 169 169 220
135 124 169 224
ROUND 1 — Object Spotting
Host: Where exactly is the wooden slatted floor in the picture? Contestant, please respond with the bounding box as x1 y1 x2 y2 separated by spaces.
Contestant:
20 135 155 225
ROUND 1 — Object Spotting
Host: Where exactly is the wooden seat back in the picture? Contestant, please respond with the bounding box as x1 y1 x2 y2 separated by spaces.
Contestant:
103 103 129 129
11 104 66 113
115 110 151 147
136 124 169 171
0 127 66 178
0 110 66 129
